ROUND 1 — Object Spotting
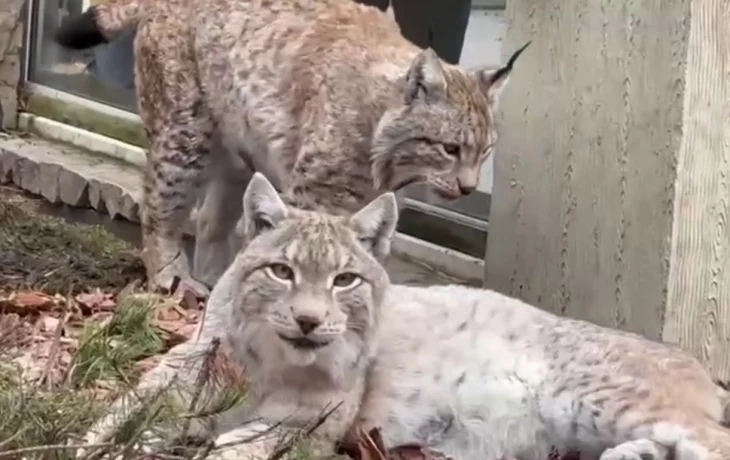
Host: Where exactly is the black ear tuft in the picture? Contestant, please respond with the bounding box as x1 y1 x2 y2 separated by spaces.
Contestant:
486 41 531 86
55 8 108 50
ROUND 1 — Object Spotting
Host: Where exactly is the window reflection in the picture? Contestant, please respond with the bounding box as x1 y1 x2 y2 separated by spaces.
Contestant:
29 0 138 111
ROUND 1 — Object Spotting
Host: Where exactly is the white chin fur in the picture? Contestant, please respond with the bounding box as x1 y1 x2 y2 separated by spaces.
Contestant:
281 343 318 366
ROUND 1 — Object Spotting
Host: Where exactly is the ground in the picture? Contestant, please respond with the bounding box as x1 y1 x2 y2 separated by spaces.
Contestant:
0 185 144 294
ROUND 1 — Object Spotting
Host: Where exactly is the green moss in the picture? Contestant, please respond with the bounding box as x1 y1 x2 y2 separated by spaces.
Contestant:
25 93 148 148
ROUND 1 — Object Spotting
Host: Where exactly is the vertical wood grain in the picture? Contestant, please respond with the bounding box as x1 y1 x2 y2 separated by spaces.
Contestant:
663 0 730 381
485 0 690 340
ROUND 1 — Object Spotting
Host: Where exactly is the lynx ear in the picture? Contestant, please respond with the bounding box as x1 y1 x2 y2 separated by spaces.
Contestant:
404 48 447 104
349 192 399 260
477 41 530 109
240 172 288 240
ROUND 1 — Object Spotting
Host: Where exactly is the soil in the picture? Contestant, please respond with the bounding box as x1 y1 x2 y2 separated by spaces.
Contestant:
0 185 146 294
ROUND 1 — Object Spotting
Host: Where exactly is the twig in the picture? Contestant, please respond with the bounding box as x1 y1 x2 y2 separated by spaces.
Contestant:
192 440 217 460
114 403 167 460
0 442 116 458
40 297 72 390
266 401 343 460
180 337 221 445
0 425 29 450
360 428 388 460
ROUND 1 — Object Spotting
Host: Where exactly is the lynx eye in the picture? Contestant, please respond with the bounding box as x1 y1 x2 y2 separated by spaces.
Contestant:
267 263 295 281
332 272 361 288
443 143 461 156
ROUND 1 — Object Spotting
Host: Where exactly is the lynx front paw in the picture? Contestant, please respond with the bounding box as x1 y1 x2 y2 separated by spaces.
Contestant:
152 257 210 299
600 439 669 460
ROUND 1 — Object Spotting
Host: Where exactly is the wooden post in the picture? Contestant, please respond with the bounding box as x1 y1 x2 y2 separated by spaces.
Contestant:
485 0 730 381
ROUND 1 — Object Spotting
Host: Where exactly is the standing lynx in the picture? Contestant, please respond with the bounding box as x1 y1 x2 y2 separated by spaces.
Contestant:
84 173 730 460
55 0 528 295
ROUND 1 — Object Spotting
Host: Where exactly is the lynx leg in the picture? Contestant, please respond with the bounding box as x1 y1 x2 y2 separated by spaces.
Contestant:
192 152 253 288
142 134 212 296
136 23 214 296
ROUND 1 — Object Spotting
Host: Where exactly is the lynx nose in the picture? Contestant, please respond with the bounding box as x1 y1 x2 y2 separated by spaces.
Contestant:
458 181 476 195
295 315 321 335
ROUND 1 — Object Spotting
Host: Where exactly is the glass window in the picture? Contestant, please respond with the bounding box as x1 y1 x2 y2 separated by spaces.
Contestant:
28 0 138 112
24 0 506 259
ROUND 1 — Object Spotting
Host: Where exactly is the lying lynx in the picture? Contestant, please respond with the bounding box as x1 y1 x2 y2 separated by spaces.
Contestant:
55 0 528 296
84 173 730 460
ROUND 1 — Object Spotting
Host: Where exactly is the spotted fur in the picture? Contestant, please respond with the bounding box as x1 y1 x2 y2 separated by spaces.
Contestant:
84 173 730 460
55 0 528 295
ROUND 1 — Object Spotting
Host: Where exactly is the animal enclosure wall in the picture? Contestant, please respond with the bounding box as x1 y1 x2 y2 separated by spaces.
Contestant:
485 0 730 381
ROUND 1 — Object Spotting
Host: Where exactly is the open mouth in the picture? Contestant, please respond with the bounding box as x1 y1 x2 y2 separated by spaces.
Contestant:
277 334 330 350
434 186 462 200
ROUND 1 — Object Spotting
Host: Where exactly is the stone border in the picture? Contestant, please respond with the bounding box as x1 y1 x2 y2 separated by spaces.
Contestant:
0 133 142 223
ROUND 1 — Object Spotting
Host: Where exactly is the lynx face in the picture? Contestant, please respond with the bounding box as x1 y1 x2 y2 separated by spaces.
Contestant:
230 173 396 366
371 45 528 201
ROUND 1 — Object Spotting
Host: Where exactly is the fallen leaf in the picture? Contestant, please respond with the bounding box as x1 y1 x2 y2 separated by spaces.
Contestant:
37 314 60 333
154 320 199 346
152 303 201 347
180 290 203 310
156 306 184 322
2 291 55 313
75 288 116 312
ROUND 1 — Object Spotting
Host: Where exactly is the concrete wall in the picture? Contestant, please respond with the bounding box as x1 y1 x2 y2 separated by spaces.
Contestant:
486 0 730 381
0 0 23 130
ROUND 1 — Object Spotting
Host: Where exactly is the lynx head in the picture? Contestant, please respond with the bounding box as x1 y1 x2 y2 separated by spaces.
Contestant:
371 42 529 200
227 173 397 371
